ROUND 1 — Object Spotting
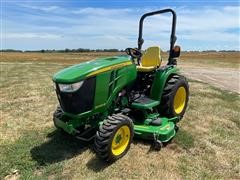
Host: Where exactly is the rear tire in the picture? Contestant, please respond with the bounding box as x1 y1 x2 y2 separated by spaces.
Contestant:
160 75 189 118
94 114 134 162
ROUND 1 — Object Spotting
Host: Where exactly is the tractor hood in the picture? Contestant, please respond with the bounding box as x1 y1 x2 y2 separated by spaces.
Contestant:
53 55 132 83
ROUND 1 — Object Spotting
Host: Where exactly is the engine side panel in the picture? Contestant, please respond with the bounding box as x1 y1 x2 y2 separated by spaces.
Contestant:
94 64 137 112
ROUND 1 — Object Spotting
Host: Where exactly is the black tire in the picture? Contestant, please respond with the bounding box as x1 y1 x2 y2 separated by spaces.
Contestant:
153 140 163 151
94 114 134 162
160 74 189 118
53 105 64 129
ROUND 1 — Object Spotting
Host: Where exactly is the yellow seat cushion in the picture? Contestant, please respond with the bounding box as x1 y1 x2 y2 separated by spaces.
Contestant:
137 46 161 72
136 66 156 72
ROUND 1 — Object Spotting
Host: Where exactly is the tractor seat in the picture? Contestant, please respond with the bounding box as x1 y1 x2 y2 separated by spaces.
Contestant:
137 46 161 72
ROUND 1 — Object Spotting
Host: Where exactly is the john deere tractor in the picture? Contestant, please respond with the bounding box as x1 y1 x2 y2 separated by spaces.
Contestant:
52 9 189 162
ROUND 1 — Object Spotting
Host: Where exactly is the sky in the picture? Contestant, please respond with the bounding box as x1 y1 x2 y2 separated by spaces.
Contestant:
1 0 240 51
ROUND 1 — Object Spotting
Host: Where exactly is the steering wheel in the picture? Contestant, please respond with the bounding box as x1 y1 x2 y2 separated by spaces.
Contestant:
125 48 142 58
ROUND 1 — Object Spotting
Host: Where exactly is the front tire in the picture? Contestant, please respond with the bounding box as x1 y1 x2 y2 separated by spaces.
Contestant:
53 106 64 129
160 75 189 118
94 114 134 162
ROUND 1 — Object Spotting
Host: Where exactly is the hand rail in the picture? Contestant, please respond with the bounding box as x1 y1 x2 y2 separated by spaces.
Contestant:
137 9 177 65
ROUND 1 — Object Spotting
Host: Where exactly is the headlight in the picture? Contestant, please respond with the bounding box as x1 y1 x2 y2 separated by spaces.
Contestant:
58 81 84 92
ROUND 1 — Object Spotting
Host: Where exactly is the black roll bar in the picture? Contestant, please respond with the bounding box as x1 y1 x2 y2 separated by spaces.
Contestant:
137 9 177 65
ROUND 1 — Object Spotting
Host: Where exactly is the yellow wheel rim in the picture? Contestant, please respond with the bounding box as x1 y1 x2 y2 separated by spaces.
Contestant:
173 86 187 114
111 125 130 156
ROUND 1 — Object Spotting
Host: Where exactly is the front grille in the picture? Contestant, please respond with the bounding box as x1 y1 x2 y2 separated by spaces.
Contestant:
56 77 96 114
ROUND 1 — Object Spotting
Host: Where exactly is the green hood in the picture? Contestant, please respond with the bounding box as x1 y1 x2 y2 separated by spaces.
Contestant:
53 55 132 83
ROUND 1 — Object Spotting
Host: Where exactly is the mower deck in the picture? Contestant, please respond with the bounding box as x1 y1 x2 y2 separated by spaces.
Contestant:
134 117 178 142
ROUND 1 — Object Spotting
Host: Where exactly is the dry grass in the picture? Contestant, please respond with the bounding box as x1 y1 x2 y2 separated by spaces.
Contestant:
178 52 240 68
0 52 122 64
0 53 239 179
1 51 239 68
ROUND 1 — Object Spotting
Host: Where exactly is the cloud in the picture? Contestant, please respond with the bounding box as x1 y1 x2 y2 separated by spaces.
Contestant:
72 7 133 16
20 4 61 12
177 6 239 31
3 33 62 39
2 5 240 50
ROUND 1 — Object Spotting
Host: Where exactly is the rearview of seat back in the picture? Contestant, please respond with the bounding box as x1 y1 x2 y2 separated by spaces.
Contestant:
141 46 161 67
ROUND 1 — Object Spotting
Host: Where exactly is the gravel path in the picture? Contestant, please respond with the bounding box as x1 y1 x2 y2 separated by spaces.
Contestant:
181 65 240 94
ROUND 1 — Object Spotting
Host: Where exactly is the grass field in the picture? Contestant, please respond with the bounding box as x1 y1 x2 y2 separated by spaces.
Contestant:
1 51 239 68
0 52 239 179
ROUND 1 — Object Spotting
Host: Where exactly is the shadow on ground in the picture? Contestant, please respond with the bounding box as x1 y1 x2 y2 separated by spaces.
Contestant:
86 156 112 172
30 130 112 171
30 129 181 171
30 130 90 166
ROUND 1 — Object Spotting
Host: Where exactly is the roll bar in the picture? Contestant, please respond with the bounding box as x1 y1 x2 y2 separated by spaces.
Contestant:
137 9 177 65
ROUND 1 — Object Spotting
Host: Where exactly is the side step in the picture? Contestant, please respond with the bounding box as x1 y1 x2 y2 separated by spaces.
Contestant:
131 96 160 110
75 127 96 142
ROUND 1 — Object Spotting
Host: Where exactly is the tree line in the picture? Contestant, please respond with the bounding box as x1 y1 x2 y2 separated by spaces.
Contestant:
0 48 239 53
0 48 124 53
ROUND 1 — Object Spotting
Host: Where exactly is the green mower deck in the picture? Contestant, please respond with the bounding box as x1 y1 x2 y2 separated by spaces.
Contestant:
54 114 178 143
134 117 178 142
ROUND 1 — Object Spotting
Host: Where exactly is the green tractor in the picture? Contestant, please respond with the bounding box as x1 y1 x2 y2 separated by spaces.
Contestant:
52 9 189 162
